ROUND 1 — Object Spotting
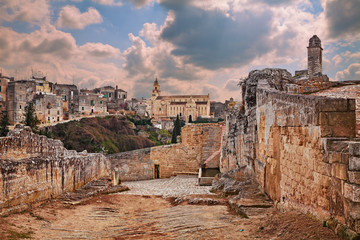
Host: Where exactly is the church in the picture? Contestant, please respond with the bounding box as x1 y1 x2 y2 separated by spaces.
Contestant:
147 78 211 122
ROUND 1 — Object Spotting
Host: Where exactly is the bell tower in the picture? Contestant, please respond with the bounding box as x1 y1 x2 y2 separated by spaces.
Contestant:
307 35 322 77
152 77 161 97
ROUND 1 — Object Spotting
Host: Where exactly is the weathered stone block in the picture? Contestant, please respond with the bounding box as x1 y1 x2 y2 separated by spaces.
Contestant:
350 157 360 171
318 98 348 112
314 162 331 176
344 183 360 202
348 99 356 111
350 143 360 157
332 163 348 180
349 171 360 185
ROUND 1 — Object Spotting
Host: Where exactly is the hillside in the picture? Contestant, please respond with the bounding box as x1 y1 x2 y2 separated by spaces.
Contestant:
40 115 171 154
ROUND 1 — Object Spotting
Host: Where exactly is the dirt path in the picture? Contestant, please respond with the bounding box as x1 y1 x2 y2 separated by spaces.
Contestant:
0 177 341 240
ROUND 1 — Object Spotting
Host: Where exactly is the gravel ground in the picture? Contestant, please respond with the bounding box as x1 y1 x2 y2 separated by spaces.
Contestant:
118 175 213 197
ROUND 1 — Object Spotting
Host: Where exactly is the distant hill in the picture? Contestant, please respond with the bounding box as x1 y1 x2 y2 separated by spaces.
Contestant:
40 115 170 154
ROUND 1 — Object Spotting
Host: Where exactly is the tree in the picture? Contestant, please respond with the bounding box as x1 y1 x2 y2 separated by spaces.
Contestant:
175 115 181 136
23 102 40 133
171 127 177 143
188 115 192 123
0 110 10 137
171 115 182 143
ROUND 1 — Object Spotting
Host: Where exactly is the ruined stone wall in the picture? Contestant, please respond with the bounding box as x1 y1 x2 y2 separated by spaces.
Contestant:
256 88 357 223
108 123 223 181
0 125 110 215
221 68 360 233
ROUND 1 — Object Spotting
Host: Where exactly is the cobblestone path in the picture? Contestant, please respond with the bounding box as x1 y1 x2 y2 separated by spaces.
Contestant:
118 175 213 197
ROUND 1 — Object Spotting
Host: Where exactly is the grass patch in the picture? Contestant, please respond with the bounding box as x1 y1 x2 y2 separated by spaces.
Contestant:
7 230 33 239
29 212 44 221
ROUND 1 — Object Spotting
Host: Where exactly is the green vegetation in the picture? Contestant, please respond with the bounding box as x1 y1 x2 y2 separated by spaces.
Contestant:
193 118 224 123
41 115 171 154
171 115 182 143
7 230 33 239
0 110 10 137
23 102 40 133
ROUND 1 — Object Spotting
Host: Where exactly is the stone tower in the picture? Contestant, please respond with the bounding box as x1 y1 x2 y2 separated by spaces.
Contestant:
151 77 161 98
307 35 322 77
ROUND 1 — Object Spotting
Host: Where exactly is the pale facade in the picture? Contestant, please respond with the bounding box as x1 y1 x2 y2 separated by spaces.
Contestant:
148 78 211 122
78 92 107 116
34 94 63 124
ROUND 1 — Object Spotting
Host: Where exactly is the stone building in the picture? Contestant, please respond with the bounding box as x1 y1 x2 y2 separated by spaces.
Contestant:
78 91 107 115
127 97 148 117
6 80 36 124
32 75 53 94
148 78 211 122
0 74 12 114
54 83 79 118
210 101 225 119
294 35 328 82
34 93 63 124
94 85 127 113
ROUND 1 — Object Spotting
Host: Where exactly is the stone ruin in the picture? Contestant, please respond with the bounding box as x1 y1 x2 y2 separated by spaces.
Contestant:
219 67 360 237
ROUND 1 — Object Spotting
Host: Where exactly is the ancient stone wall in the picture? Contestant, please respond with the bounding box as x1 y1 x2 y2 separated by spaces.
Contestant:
221 68 360 234
0 125 110 215
108 123 223 181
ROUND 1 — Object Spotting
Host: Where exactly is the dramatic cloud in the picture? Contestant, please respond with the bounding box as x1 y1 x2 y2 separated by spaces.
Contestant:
160 4 273 70
325 0 360 38
336 63 360 81
79 43 121 58
92 0 123 6
125 0 153 8
56 6 103 29
0 0 50 25
0 0 359 102
92 0 153 7
224 79 240 91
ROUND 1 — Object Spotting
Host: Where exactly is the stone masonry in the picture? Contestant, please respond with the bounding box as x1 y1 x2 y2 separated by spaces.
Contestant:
0 125 110 215
108 123 223 182
221 68 360 234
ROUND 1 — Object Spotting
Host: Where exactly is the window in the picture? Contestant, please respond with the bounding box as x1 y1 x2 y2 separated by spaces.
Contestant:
91 100 94 106
82 107 84 110
57 111 60 115
0 86 1 92
159 108 161 111
100 101 102 104
48 109 50 114
103 94 107 98
19 105 21 109
19 95 22 101
109 93 112 97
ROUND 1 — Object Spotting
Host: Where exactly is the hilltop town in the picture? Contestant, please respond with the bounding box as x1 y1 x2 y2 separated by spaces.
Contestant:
0 71 235 130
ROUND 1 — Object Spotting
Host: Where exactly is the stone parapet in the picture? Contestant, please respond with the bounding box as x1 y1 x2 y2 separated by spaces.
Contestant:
0 125 110 215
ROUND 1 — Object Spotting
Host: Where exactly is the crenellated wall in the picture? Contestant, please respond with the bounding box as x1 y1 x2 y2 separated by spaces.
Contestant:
108 123 223 181
221 68 360 234
0 125 110 215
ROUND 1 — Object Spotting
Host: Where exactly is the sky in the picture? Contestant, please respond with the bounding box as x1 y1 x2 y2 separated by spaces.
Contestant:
0 0 359 101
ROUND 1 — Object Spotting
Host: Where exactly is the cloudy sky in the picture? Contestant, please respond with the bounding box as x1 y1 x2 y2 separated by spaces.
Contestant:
0 0 359 101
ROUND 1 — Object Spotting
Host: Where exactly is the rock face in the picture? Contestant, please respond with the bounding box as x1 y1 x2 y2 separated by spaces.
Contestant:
221 68 360 234
0 125 110 215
